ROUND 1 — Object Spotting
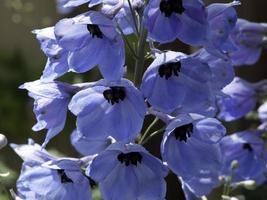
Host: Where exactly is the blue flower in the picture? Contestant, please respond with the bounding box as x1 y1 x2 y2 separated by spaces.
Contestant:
141 51 216 116
20 80 77 147
100 0 144 35
71 129 116 156
62 0 143 34
33 27 69 81
193 48 235 90
204 1 240 58
161 114 224 196
11 139 92 200
68 79 146 142
55 11 125 81
87 142 168 200
144 0 208 44
217 77 256 121
230 18 267 66
220 131 267 185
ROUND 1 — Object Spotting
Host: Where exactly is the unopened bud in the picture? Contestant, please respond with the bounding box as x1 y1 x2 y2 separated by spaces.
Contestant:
231 160 239 170
234 180 257 190
0 134 7 149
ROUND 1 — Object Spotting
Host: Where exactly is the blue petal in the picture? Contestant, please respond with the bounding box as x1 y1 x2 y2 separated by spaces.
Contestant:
71 129 113 155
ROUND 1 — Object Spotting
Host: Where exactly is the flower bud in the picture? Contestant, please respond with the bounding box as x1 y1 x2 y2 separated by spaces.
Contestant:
231 160 239 170
237 180 257 190
0 134 7 150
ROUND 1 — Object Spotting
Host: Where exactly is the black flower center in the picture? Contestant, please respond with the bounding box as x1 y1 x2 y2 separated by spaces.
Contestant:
173 123 193 142
158 62 181 80
57 169 73 184
243 143 253 152
117 152 143 166
160 0 185 17
87 24 103 38
103 86 126 105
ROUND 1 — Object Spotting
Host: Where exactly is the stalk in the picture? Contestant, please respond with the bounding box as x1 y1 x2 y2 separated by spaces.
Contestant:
133 13 148 87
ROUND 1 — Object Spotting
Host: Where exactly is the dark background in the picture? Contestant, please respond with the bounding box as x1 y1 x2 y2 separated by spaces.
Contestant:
0 0 266 199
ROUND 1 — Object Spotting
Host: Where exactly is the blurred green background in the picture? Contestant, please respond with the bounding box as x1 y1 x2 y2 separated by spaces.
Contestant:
0 0 266 199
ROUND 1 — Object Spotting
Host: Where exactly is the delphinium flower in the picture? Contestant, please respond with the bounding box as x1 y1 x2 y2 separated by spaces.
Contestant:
16 0 267 199
11 139 92 200
230 18 267 66
69 79 146 142
87 142 168 200
144 0 208 44
61 0 144 35
33 27 69 81
161 114 226 196
217 77 257 121
141 51 216 116
220 131 267 185
54 11 125 80
193 48 235 91
20 80 78 146
204 1 240 58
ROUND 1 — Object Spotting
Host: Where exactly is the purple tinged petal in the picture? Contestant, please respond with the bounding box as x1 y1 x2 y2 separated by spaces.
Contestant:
99 164 138 200
20 80 74 146
68 38 103 73
71 129 114 156
10 139 55 166
217 77 256 121
55 18 91 51
194 118 226 143
133 163 166 200
88 151 120 181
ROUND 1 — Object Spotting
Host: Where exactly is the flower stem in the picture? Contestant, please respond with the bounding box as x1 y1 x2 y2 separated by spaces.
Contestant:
117 25 139 60
134 13 148 87
127 0 139 36
138 117 159 144
141 127 165 145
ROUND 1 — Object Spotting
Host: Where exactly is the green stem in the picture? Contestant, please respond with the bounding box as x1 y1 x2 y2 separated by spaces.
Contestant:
126 0 139 36
221 170 234 199
117 25 139 60
133 16 148 87
141 127 165 145
138 117 159 144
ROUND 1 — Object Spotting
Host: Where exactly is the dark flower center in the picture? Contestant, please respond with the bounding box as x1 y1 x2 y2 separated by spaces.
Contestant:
173 123 193 142
87 24 103 38
158 62 181 80
243 143 253 152
103 86 126 105
117 152 143 166
57 169 73 184
160 0 185 17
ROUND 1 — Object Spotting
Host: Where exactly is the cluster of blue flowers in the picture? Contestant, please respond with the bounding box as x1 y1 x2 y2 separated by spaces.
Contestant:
12 0 267 199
